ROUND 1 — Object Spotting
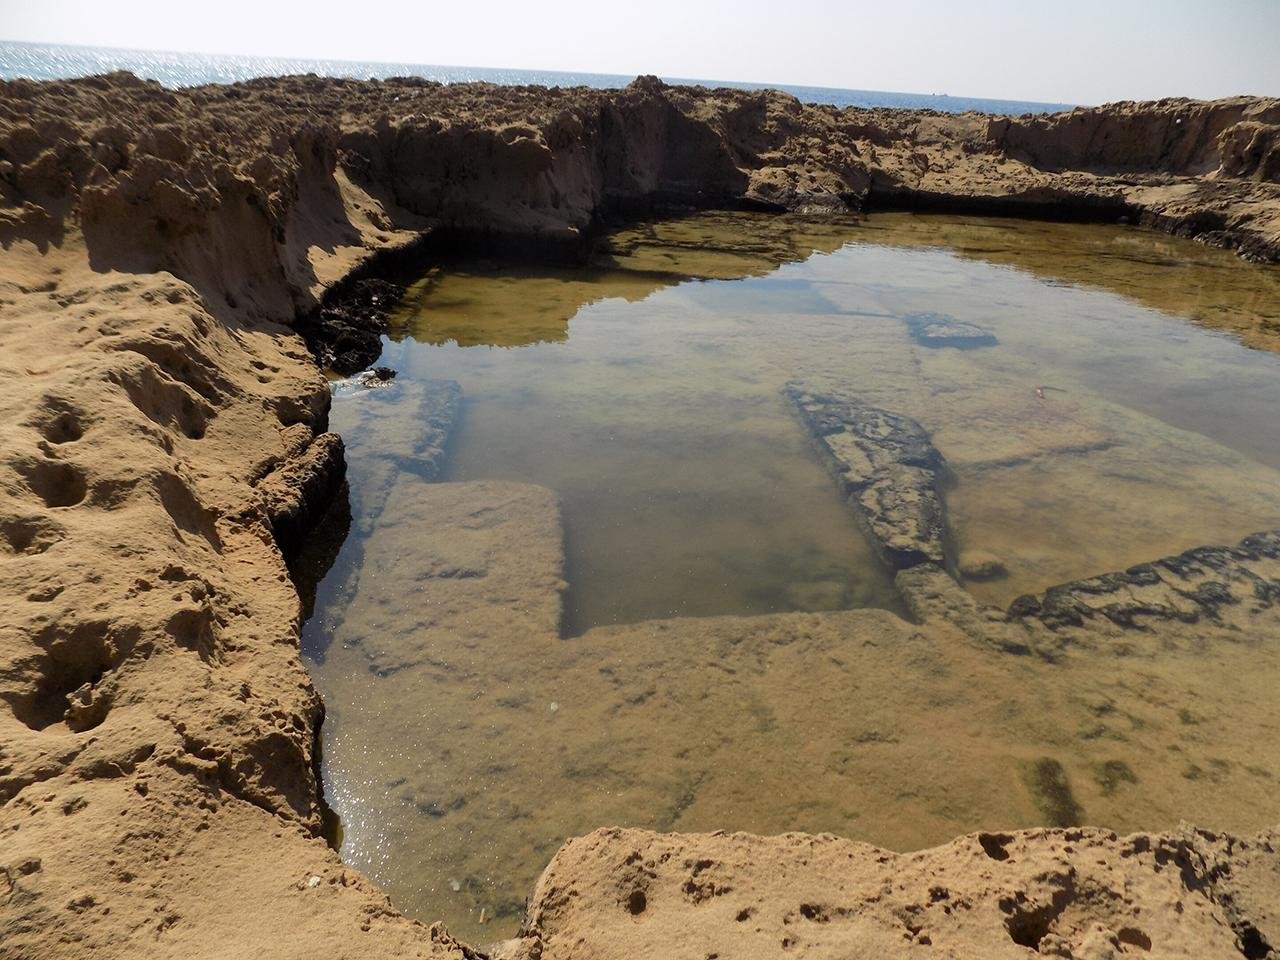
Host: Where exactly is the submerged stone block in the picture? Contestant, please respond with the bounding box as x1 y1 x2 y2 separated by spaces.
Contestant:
905 311 998 349
785 384 949 569
331 376 461 477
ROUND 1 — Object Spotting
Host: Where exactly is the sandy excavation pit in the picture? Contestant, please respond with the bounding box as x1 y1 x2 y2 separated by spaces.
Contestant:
300 210 1280 943
3 71 1280 959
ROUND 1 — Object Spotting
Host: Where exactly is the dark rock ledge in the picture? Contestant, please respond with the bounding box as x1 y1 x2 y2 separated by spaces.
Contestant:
298 277 405 376
1009 529 1280 631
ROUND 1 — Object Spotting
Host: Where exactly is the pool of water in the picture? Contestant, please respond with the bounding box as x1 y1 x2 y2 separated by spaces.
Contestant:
300 211 1280 943
392 261 908 632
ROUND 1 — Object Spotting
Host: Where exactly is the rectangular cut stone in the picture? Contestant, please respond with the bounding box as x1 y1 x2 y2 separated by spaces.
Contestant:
345 479 566 677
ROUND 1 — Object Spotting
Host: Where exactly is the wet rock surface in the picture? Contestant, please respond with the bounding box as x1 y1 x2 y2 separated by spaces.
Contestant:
785 384 949 568
785 381 1280 661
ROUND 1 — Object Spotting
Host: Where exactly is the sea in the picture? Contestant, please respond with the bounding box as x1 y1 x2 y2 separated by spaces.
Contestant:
0 39 1074 116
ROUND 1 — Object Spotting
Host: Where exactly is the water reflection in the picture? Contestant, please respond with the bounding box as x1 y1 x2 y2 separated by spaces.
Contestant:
392 212 862 348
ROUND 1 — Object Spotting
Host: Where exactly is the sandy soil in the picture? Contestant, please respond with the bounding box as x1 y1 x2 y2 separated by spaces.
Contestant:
2 72 1279 957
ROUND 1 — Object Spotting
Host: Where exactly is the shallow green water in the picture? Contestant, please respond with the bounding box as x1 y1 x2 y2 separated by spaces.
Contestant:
301 211 1280 942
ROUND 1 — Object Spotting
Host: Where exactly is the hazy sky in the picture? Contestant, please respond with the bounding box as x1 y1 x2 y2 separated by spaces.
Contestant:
4 0 1278 104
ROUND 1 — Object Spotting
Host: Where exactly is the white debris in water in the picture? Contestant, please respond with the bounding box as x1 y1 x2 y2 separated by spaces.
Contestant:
548 701 560 714
449 877 462 892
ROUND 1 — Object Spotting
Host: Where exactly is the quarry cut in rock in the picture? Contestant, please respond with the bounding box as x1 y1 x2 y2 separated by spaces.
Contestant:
3 69 1280 960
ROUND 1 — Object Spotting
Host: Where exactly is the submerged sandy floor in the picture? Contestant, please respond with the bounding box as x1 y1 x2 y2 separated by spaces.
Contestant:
300 212 1280 941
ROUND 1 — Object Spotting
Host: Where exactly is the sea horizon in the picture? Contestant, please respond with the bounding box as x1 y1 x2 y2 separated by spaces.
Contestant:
0 37 1078 115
